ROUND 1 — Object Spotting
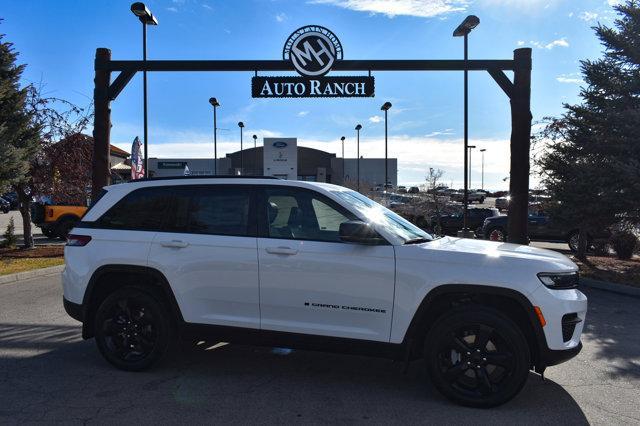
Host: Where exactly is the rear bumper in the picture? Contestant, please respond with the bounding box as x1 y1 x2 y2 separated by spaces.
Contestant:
63 297 83 322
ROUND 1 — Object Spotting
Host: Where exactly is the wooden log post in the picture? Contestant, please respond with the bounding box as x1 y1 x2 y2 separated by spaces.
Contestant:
507 48 532 245
92 48 112 200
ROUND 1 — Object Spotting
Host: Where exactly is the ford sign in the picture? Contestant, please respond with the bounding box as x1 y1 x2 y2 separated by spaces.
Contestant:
273 141 288 148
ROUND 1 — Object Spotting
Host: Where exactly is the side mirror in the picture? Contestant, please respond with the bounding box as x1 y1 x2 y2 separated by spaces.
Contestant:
339 220 386 245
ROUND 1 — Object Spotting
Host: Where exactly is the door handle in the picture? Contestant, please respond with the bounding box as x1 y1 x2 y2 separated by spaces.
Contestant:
265 246 298 255
160 240 189 248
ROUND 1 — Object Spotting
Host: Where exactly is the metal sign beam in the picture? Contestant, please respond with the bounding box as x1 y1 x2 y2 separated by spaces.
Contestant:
97 59 516 73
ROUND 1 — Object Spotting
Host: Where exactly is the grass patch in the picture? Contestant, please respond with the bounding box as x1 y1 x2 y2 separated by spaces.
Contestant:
0 257 64 276
571 254 640 288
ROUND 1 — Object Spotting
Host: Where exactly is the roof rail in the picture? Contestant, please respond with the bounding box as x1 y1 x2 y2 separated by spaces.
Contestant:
132 175 279 182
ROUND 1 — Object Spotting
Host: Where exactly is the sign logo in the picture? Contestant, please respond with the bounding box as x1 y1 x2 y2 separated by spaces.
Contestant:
251 25 373 99
283 26 343 77
273 141 288 148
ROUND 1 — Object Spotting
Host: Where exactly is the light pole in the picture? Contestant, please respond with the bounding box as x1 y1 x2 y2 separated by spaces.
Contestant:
253 134 258 175
130 2 158 178
208 97 220 175
380 102 392 190
355 124 362 192
480 148 486 190
453 14 480 235
238 122 244 175
468 145 476 189
340 136 346 184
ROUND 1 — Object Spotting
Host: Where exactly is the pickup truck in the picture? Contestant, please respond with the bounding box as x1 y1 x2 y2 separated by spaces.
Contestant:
31 203 87 239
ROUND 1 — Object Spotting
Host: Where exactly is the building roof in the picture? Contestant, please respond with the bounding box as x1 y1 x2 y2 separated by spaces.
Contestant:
110 145 130 157
110 161 131 171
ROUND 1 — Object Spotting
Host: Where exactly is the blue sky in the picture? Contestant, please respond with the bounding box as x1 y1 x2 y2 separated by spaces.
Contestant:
2 0 621 189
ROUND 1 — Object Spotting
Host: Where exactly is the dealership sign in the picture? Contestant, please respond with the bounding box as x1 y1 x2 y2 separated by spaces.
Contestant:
251 26 374 98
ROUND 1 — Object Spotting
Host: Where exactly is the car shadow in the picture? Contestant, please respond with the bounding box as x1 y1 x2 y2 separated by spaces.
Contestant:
0 322 588 424
578 286 640 380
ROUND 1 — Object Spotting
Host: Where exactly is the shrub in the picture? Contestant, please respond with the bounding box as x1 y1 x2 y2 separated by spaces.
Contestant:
611 231 638 260
1 217 17 249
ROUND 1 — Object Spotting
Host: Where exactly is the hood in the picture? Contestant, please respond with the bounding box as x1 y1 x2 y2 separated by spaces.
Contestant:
410 236 577 271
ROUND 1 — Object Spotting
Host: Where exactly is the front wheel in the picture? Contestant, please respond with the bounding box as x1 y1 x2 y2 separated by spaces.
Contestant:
424 307 531 408
487 227 506 242
94 287 174 371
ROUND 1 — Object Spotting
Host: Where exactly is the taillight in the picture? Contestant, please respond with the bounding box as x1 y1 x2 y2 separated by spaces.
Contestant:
66 234 92 246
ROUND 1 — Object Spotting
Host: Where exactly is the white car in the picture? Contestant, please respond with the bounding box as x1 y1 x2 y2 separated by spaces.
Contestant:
63 177 586 408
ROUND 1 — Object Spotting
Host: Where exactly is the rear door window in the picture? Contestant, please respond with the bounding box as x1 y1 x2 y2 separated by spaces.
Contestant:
165 186 255 237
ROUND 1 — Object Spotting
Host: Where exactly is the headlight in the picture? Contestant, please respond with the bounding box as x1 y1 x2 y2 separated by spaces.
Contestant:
537 272 579 289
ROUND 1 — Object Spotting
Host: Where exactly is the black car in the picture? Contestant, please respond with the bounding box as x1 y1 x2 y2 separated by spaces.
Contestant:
481 213 609 252
432 208 501 236
0 197 9 213
1 192 18 210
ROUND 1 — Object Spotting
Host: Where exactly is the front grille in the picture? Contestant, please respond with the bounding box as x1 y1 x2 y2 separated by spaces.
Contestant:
561 313 582 342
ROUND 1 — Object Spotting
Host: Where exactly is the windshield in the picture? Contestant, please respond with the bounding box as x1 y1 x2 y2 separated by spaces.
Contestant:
331 190 434 243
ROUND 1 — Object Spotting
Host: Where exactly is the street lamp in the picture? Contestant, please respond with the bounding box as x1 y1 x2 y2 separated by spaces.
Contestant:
208 97 220 175
468 145 476 189
253 134 258 175
355 124 362 192
380 101 392 191
238 122 244 175
480 148 486 190
130 2 158 178
453 14 480 236
340 136 346 184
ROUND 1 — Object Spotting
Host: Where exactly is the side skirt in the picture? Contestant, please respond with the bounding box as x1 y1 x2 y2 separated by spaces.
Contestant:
180 323 406 361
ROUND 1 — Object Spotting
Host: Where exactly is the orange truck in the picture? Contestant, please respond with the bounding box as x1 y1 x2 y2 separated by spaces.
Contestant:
31 203 87 239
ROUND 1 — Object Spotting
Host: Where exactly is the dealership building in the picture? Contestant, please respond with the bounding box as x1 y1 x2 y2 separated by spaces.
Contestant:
148 138 397 187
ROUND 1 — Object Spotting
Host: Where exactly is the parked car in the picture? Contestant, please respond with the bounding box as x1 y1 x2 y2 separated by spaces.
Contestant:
31 202 88 239
450 191 485 204
397 186 407 194
432 208 501 236
1 192 19 210
0 197 9 214
495 195 510 211
481 213 609 252
63 176 586 408
408 186 420 194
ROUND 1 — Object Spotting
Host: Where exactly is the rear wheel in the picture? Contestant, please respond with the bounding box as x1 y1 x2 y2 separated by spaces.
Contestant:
424 307 530 407
94 287 174 371
488 227 506 242
567 231 580 253
56 217 77 240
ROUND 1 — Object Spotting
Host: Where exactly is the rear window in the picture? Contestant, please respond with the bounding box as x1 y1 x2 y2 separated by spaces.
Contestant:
96 187 171 231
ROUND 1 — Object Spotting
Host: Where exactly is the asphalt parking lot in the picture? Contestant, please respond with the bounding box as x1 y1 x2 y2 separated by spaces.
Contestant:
1 274 638 424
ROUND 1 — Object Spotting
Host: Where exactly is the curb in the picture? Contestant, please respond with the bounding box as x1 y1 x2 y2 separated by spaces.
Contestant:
580 277 640 298
0 265 64 285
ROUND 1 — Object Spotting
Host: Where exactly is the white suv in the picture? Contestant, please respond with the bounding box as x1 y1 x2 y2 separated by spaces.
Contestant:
63 177 586 407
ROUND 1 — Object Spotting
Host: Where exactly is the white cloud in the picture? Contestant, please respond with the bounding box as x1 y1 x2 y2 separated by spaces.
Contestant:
275 12 287 22
368 115 383 123
297 111 309 117
580 11 598 21
530 37 569 50
309 0 469 18
166 6 178 12
607 0 624 5
202 4 213 10
568 11 573 17
556 73 584 84
517 40 525 46
425 129 454 137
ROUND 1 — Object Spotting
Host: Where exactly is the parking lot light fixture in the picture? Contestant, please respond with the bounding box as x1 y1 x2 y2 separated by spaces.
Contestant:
468 145 476 189
453 14 480 236
253 134 258 175
355 124 362 192
340 136 346 183
131 3 158 178
208 97 220 175
480 148 486 190
380 102 392 191
238 122 245 175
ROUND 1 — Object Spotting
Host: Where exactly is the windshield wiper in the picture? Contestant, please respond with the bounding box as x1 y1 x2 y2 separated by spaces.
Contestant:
403 237 432 245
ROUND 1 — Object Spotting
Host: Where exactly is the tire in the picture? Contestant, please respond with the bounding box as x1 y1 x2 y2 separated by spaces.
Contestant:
567 231 580 253
94 287 175 371
42 227 55 239
424 307 530 408
56 217 77 240
487 227 506 242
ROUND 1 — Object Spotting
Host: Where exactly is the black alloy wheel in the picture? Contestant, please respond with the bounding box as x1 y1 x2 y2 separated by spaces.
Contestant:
425 307 530 407
95 288 173 371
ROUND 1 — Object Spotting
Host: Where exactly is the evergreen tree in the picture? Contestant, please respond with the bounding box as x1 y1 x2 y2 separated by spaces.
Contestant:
537 1 640 259
0 32 40 248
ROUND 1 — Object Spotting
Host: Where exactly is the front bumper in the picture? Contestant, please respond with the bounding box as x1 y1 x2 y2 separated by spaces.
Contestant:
541 341 582 367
